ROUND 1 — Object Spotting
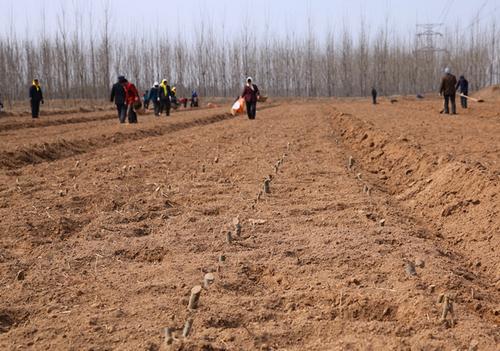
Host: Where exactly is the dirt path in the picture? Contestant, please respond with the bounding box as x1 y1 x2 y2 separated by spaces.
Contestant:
0 100 498 350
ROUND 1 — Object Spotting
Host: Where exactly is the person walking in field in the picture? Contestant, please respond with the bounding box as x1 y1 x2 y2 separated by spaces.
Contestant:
241 77 260 120
456 75 469 109
170 86 178 109
159 79 172 116
123 78 140 124
110 75 127 123
143 90 150 110
191 90 199 107
439 67 458 115
371 87 378 104
29 79 44 119
149 82 161 116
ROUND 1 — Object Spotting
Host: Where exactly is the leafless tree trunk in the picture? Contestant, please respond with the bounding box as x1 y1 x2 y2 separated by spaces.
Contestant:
0 7 499 101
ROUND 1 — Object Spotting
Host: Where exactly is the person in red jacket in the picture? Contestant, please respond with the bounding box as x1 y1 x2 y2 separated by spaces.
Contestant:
241 77 260 120
122 78 140 123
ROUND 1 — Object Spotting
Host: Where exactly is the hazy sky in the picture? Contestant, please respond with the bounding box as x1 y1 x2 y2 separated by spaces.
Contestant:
1 0 498 39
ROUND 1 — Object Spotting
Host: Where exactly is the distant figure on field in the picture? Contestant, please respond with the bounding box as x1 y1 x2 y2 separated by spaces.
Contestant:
456 75 469 109
181 97 188 108
439 67 458 115
191 90 199 107
29 79 44 118
110 76 127 123
149 82 161 116
159 79 172 116
170 86 178 108
0 93 4 112
371 87 378 105
143 90 150 110
241 77 260 120
123 78 140 124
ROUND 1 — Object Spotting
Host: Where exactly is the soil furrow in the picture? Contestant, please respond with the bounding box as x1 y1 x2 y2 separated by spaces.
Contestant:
0 100 497 350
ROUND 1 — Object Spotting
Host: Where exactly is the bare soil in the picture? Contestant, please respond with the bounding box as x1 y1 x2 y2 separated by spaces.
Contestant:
0 98 498 350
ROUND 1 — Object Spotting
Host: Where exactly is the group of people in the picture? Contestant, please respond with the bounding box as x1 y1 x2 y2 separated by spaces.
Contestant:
111 78 203 122
369 68 470 116
23 71 472 120
109 76 141 123
109 75 260 123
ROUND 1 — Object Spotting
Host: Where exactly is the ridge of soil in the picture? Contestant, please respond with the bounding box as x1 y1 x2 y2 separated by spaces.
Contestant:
0 99 498 350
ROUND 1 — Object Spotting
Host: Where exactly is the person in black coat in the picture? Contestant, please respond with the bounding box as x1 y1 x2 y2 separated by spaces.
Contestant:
456 75 469 109
159 79 172 116
371 87 378 105
29 79 44 118
110 76 127 123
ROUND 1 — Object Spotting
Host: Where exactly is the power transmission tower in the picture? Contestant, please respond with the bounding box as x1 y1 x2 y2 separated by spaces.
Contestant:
416 23 447 54
415 24 447 93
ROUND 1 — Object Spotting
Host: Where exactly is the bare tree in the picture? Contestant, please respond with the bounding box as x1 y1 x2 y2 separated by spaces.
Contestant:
0 7 499 100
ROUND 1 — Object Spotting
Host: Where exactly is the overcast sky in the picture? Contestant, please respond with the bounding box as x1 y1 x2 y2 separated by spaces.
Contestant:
1 0 498 40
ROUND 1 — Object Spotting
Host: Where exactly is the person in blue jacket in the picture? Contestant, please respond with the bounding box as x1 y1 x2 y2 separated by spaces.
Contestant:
456 75 469 109
191 90 199 107
149 82 161 116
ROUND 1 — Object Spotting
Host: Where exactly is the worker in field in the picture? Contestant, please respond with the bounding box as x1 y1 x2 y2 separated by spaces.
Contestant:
0 93 4 112
110 75 127 122
159 79 172 116
439 67 458 115
191 90 199 107
123 78 140 124
241 77 260 120
456 75 469 109
371 87 378 104
149 82 161 116
29 79 44 119
170 86 178 108
143 90 150 110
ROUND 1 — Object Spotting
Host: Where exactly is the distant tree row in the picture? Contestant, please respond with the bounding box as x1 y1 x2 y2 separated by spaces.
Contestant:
0 7 498 104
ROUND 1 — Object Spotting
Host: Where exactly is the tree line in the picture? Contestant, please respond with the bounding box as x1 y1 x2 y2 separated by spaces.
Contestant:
0 8 499 105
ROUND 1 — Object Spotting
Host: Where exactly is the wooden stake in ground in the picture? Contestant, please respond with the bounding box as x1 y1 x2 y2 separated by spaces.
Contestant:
182 318 193 338
164 327 174 345
264 178 271 194
188 285 202 310
440 295 455 326
204 273 215 288
348 156 354 170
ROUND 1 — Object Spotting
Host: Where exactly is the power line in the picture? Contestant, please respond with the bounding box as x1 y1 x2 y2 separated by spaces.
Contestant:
440 0 455 24
438 0 454 23
464 0 489 31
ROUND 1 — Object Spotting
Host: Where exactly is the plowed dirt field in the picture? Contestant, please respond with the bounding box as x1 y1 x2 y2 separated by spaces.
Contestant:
0 98 498 350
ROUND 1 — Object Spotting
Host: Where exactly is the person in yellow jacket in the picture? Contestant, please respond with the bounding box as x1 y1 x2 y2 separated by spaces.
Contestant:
29 79 44 118
159 79 172 116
